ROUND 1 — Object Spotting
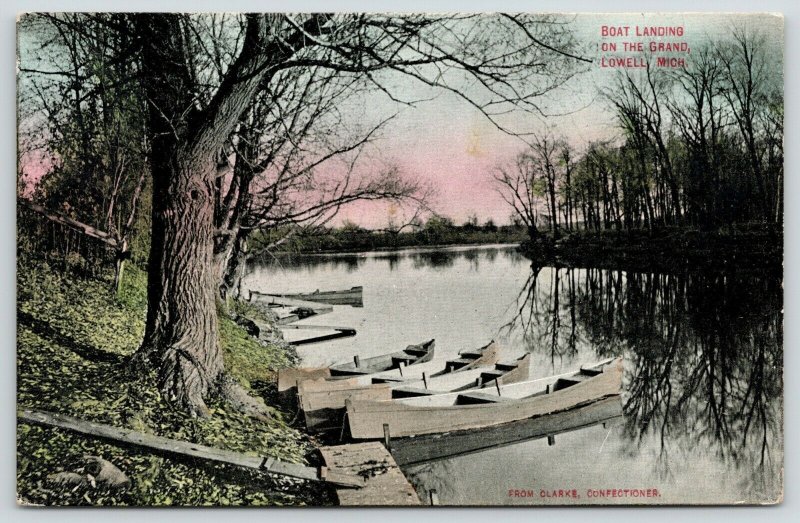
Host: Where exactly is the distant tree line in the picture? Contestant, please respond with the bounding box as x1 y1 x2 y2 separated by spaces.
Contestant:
254 215 526 254
496 28 783 241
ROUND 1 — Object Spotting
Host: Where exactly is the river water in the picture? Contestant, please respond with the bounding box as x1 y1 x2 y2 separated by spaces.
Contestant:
243 244 783 505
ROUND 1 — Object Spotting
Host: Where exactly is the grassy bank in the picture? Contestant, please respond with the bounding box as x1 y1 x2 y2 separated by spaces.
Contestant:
17 259 331 506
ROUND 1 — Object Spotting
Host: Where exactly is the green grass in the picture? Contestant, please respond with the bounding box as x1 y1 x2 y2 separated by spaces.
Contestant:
17 260 330 506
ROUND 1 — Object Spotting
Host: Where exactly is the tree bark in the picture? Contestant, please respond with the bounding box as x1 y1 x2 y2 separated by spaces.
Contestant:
131 14 284 415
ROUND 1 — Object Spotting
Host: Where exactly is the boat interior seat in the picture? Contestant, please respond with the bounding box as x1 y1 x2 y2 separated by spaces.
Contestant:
551 377 585 392
457 351 483 359
371 376 405 384
391 386 438 398
446 358 475 370
480 370 504 382
456 391 512 405
493 361 519 371
579 367 603 377
404 348 429 356
392 355 417 367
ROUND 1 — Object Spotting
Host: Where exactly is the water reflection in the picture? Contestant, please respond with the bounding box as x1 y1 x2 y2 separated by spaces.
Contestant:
500 264 783 495
245 245 782 503
249 245 522 275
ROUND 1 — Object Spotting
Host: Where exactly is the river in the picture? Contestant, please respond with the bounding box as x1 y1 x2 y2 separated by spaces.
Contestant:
243 243 783 505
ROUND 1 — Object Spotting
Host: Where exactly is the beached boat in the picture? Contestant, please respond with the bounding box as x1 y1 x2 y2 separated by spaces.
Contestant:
271 286 363 307
296 353 531 431
276 338 434 397
345 357 623 440
298 378 391 432
329 339 435 377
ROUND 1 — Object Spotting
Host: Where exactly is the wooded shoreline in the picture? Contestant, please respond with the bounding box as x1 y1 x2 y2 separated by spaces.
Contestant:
528 226 783 274
260 226 782 274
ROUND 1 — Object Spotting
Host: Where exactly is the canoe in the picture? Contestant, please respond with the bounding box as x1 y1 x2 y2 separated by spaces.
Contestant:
248 291 334 315
271 286 363 307
345 357 623 440
329 339 435 377
389 395 624 467
293 341 515 395
432 339 502 375
296 353 531 431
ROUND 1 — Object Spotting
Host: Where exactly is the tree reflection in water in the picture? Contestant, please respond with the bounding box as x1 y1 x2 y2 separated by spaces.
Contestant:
500 264 782 491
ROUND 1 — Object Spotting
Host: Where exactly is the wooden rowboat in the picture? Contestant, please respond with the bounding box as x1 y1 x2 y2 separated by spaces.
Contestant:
276 338 435 398
298 378 391 432
297 353 530 432
389 395 624 467
271 286 363 307
387 353 531 398
345 357 623 440
368 340 502 385
329 339 435 377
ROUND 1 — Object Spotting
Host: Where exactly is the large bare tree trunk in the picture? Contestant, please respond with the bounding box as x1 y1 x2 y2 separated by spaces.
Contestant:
137 141 223 415
131 13 286 415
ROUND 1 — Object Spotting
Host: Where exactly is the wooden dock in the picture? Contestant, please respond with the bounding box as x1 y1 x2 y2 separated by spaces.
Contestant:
319 442 422 506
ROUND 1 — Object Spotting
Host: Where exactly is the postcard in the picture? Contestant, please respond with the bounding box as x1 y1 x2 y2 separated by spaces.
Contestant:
16 12 783 506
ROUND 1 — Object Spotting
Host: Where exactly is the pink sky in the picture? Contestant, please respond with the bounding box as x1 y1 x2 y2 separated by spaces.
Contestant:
335 13 783 229
19 13 783 230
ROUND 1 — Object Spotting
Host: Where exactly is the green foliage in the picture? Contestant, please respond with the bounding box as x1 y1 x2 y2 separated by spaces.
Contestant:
219 316 297 388
17 259 329 506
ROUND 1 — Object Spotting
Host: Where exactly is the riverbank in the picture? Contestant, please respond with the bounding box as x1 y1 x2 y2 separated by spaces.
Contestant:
17 259 332 506
522 225 783 274
261 225 527 255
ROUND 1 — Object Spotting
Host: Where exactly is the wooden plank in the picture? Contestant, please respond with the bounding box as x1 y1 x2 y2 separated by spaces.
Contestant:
390 396 623 467
21 200 119 248
287 328 357 346
18 408 363 489
319 443 421 506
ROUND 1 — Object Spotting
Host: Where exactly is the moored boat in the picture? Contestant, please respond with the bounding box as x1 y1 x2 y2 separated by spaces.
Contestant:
272 286 363 307
329 339 435 376
367 339 503 385
276 338 435 398
295 353 530 431
298 378 391 432
387 353 531 398
389 395 624 467
345 357 623 440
